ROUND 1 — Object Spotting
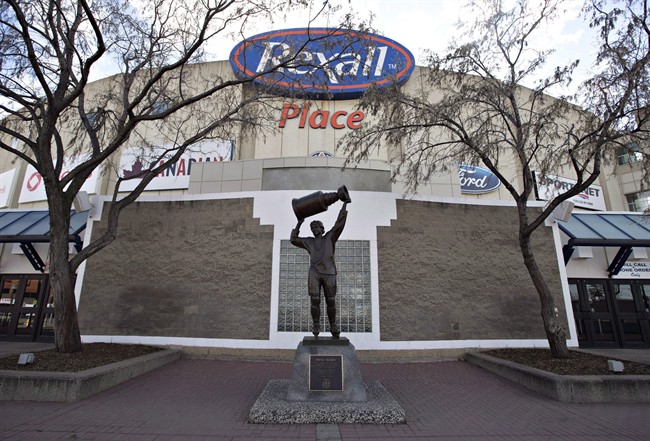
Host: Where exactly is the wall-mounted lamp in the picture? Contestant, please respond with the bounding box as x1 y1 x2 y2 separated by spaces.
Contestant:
73 191 91 212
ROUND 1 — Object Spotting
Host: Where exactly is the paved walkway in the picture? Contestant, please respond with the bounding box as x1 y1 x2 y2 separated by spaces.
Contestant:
2 354 649 440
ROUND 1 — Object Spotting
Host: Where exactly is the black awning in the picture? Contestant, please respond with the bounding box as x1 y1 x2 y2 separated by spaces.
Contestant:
0 210 89 272
558 212 650 276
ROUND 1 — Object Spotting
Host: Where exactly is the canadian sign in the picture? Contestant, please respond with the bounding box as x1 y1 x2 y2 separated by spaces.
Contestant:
535 173 606 211
229 28 415 100
459 165 501 194
118 140 233 192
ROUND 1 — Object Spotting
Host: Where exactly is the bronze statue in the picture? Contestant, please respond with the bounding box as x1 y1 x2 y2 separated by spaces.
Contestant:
290 187 351 338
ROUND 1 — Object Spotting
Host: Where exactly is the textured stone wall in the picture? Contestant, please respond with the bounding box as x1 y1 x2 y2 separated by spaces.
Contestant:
78 199 274 340
377 200 566 341
78 196 566 344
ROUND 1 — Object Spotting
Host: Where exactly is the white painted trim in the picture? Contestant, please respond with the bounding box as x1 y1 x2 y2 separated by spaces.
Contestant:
81 334 564 350
73 207 97 309
550 219 579 347
256 191 394 346
71 194 103 308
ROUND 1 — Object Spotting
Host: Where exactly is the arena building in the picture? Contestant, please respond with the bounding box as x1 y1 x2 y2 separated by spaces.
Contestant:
1 28 648 355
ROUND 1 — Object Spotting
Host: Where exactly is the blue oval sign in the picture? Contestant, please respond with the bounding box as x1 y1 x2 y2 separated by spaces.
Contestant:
229 28 415 100
311 151 333 157
459 165 501 194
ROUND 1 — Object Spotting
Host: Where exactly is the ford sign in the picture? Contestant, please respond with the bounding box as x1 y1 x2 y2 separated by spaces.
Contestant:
229 28 415 100
459 165 501 194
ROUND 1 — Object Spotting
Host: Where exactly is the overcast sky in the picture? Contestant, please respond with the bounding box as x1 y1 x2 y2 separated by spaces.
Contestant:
93 0 600 96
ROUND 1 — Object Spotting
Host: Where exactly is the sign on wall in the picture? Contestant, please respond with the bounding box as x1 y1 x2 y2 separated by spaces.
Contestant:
535 173 606 211
612 262 650 279
459 165 501 194
230 28 415 100
19 158 102 204
0 168 17 208
279 103 365 129
118 139 234 192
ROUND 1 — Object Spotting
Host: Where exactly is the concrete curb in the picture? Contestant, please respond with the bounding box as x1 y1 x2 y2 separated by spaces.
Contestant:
465 352 650 403
0 349 180 402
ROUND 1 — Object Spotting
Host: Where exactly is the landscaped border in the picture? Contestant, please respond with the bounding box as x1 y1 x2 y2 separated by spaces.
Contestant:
465 352 650 403
0 349 180 402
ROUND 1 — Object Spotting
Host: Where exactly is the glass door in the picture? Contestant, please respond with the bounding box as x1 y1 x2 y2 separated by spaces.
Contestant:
37 287 56 341
0 277 21 337
569 278 650 348
633 282 650 346
583 281 619 347
0 275 48 341
610 282 648 347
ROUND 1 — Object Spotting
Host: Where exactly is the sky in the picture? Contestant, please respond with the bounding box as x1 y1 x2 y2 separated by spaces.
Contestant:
91 0 600 97
209 0 599 95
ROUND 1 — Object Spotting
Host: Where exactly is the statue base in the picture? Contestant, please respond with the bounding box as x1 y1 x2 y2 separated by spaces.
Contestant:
248 336 406 424
286 337 366 402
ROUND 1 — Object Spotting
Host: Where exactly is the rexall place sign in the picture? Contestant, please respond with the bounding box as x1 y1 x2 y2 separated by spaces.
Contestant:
229 28 415 100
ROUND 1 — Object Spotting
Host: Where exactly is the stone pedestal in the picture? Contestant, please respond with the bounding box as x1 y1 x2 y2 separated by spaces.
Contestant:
286 337 367 402
248 336 406 424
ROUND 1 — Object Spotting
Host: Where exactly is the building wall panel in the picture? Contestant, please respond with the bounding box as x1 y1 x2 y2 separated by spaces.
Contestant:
78 199 274 340
376 200 566 341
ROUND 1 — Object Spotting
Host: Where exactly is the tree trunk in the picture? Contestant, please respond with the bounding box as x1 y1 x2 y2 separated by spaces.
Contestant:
48 199 83 353
519 230 570 358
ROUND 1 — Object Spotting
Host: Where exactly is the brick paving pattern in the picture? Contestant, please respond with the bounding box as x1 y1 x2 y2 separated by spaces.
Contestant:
1 359 649 440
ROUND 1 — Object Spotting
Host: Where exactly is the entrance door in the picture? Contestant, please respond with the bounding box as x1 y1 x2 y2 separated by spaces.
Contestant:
569 278 650 348
610 281 650 347
569 280 619 347
583 280 619 347
0 274 49 341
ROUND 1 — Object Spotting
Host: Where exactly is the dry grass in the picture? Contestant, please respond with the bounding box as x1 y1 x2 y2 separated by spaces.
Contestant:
0 343 161 372
484 348 650 375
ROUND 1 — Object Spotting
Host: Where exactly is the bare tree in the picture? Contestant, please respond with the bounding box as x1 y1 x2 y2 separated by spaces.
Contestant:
342 0 649 357
0 0 363 352
585 0 650 183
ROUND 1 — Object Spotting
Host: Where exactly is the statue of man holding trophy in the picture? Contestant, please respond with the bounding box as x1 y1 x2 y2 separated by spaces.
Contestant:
290 186 351 338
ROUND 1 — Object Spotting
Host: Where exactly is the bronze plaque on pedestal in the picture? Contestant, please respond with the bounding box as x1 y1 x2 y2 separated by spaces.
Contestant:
309 355 343 391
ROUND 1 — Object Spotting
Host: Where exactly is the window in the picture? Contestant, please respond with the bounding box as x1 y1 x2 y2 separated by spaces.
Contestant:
618 144 644 166
277 240 372 333
626 191 650 212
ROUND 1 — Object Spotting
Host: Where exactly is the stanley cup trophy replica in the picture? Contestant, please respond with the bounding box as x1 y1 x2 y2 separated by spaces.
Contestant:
291 185 351 222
